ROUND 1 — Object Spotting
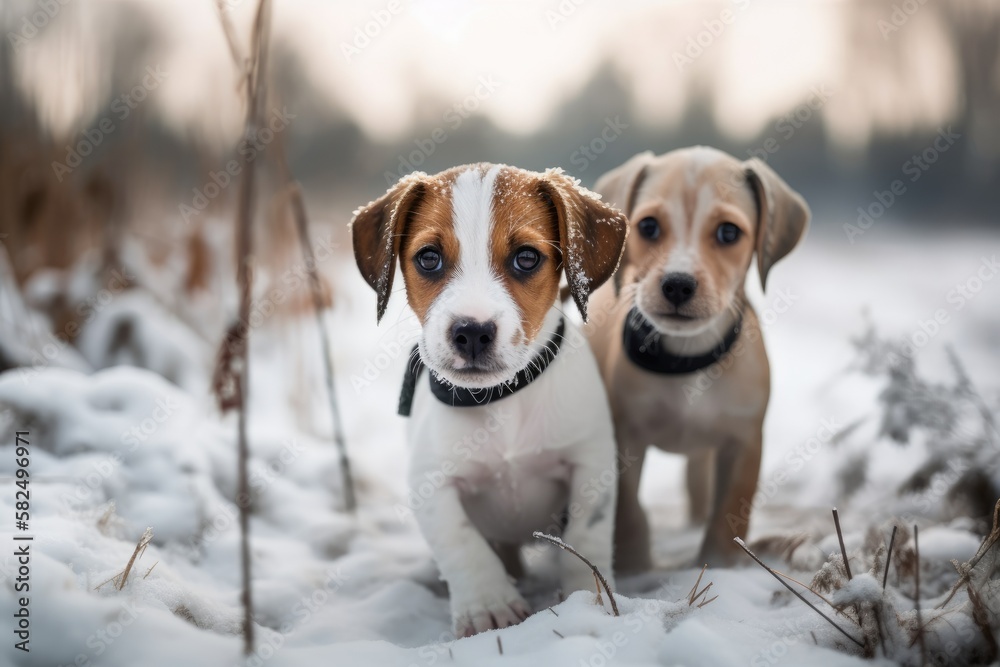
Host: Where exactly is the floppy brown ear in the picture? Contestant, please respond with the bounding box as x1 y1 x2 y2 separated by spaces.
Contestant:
350 174 426 322
538 168 629 322
593 150 654 217
594 151 654 293
742 158 810 291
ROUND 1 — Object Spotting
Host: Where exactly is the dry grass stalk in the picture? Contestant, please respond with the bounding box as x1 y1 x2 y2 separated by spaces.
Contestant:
939 498 1000 608
734 537 864 649
275 149 356 512
211 0 274 655
833 508 852 580
883 525 898 590
914 524 926 666
117 527 153 591
687 564 707 605
532 532 619 616
496 636 503 655
552 629 564 639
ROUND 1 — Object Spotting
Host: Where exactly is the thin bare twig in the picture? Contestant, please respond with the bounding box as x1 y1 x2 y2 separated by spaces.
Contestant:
914 525 927 666
275 154 356 512
533 532 618 616
883 525 898 590
496 636 503 655
772 569 853 619
833 508 852 580
552 629 564 639
211 0 273 655
734 538 864 649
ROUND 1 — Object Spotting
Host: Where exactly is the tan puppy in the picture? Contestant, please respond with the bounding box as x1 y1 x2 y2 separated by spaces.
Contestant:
584 147 809 569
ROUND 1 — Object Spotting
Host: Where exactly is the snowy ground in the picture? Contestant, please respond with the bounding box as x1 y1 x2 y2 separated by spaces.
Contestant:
0 219 998 666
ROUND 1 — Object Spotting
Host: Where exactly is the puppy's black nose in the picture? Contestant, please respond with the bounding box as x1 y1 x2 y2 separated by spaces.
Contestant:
661 273 697 306
451 320 497 361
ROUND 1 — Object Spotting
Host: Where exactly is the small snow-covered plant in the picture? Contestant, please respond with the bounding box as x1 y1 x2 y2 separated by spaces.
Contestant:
800 510 1000 664
844 322 999 526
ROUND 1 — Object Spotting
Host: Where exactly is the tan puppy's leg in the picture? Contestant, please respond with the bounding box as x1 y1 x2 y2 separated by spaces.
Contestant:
491 542 525 579
685 450 715 524
698 428 762 566
613 438 652 574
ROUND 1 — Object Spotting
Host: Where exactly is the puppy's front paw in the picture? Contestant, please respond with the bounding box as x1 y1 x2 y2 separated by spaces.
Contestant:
452 589 531 638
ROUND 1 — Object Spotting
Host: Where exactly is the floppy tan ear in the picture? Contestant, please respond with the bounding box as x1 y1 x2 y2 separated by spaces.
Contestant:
742 158 810 291
538 168 629 322
593 151 654 292
350 174 427 322
593 150 654 217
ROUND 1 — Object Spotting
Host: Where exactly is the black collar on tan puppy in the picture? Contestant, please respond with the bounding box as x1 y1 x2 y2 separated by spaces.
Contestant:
399 318 566 415
622 307 742 375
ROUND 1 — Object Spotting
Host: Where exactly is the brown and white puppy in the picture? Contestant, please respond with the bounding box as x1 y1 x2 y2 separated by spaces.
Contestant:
352 164 628 636
584 147 809 569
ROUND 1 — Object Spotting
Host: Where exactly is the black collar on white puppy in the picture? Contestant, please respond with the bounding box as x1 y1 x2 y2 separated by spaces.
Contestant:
622 307 742 375
398 318 566 416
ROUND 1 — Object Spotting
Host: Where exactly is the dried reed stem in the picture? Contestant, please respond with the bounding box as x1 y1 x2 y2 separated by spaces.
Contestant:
883 525 898 590
213 0 273 654
734 537 864 649
533 532 619 616
833 508 852 580
275 149 356 512
914 524 926 666
118 527 153 591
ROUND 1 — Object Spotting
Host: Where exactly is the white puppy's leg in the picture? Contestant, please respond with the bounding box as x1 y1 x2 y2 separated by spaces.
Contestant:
413 482 530 636
559 436 618 595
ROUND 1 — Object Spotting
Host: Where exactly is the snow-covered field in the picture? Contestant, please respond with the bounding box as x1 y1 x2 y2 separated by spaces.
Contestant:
1 220 997 666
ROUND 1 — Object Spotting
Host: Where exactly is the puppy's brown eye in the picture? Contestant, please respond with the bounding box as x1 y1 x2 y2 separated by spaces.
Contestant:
513 247 540 273
415 248 443 273
637 217 660 240
716 222 741 245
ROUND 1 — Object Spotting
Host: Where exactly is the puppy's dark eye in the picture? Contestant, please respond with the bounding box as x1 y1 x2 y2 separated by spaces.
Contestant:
513 247 541 272
415 248 443 273
716 222 741 245
637 217 660 240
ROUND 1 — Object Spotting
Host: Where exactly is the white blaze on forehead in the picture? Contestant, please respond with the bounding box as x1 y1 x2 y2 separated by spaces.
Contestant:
662 177 721 274
446 164 511 322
